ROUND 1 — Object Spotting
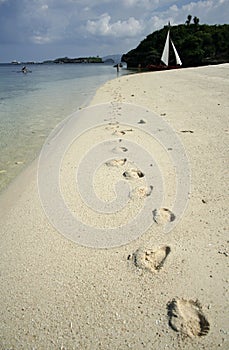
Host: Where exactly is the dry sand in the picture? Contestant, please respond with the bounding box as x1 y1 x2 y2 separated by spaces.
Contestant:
0 64 228 349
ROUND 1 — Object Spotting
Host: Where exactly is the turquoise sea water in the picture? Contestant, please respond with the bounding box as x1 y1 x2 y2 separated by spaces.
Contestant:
0 63 131 193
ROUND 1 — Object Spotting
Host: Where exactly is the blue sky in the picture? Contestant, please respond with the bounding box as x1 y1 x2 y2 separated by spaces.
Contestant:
0 0 228 62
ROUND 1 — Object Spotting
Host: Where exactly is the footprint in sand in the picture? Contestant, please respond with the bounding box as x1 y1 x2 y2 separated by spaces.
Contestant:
113 129 133 136
131 246 171 273
123 168 144 179
105 158 127 167
105 122 119 131
153 208 175 225
167 298 210 338
130 185 153 199
112 146 128 154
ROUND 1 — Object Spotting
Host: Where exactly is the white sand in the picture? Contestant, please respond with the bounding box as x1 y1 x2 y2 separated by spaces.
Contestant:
0 64 228 349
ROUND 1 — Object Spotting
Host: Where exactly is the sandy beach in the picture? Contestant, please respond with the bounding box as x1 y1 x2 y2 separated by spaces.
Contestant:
0 64 228 349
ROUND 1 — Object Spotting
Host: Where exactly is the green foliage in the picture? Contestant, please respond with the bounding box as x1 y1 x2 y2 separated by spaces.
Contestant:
122 24 229 68
53 56 103 64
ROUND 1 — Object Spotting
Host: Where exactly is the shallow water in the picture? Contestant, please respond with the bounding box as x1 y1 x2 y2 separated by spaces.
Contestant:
0 63 131 193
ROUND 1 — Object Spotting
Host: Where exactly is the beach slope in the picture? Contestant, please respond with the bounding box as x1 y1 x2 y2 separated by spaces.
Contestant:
0 64 228 349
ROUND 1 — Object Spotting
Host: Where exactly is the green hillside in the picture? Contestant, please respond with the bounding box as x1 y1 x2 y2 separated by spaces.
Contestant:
122 23 229 68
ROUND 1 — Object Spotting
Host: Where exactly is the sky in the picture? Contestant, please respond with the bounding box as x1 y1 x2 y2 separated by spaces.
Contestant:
0 0 228 62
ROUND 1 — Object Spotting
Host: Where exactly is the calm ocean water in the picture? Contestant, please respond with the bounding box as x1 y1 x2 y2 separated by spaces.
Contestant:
0 63 132 193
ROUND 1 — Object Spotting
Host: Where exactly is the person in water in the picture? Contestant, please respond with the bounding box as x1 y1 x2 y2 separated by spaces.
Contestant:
22 66 27 73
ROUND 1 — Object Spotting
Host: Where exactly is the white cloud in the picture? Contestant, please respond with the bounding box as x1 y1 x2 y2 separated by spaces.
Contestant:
41 4 48 10
123 0 155 7
31 35 51 44
123 0 145 6
86 13 143 38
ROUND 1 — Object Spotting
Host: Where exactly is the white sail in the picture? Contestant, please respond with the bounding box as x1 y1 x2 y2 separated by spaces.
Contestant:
171 39 182 66
161 29 182 66
161 30 170 66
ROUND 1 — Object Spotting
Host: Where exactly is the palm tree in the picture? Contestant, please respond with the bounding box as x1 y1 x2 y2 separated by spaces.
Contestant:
186 15 192 25
193 16 200 25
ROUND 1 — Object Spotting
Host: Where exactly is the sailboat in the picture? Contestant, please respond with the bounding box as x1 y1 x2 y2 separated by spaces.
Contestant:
147 29 182 71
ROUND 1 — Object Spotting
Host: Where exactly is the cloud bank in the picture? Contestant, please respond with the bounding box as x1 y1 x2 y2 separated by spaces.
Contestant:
0 0 227 61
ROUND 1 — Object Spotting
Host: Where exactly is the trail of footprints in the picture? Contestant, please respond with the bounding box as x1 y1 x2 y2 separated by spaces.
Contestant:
128 244 210 339
105 118 210 340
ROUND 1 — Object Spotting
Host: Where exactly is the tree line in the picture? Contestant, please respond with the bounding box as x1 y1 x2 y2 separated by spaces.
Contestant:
122 20 229 68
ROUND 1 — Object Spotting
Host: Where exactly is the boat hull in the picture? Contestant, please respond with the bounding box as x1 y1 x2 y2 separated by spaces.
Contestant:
146 64 182 71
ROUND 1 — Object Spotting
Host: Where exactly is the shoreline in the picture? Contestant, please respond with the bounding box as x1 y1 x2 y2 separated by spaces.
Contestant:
0 64 228 349
0 63 224 199
0 70 124 200
0 64 128 195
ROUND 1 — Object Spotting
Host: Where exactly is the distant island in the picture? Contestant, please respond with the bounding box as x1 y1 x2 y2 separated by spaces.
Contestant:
10 55 123 65
43 56 103 64
122 21 229 69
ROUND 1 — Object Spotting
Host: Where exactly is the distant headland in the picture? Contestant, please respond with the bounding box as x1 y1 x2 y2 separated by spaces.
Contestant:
10 55 123 66
122 22 229 69
43 56 103 64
